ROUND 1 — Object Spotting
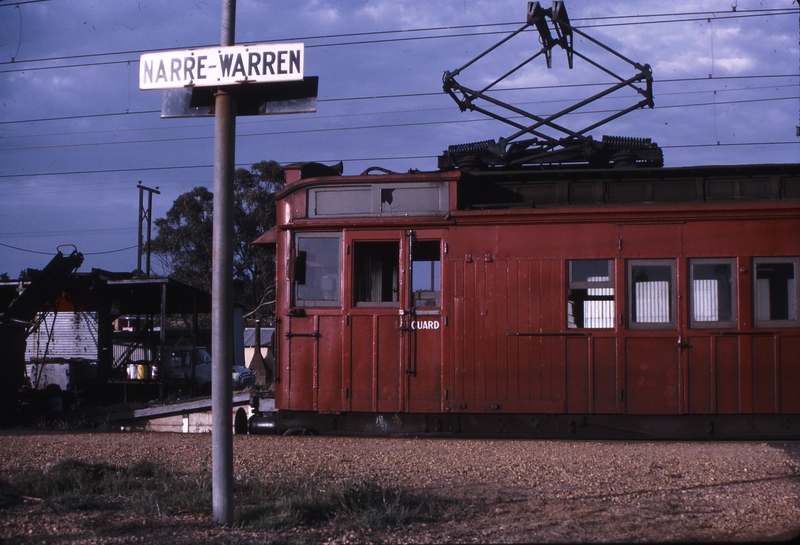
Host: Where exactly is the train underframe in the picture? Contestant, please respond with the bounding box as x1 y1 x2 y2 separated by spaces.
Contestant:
247 408 800 440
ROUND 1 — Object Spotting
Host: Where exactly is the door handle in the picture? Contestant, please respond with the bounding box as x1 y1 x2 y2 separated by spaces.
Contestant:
396 310 412 333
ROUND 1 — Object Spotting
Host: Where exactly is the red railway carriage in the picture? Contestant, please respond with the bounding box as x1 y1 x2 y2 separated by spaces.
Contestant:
251 162 800 439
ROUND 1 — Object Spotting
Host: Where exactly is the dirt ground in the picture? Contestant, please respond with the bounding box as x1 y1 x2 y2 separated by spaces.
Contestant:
1 430 799 544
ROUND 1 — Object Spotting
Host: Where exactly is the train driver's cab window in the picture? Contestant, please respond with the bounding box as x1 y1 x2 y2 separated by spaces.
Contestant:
353 241 399 306
292 233 341 307
567 259 614 329
628 260 676 329
689 259 736 328
412 241 441 308
753 257 799 327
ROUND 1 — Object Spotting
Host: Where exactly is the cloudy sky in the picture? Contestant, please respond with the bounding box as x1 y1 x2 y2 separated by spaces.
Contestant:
1 0 798 278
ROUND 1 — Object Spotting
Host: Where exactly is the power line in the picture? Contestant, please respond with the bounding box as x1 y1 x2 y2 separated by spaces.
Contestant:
85 245 138 256
0 241 137 256
1 73 796 127
2 95 797 154
0 8 794 186
259 141 800 166
6 82 793 143
2 227 135 239
0 0 51 5
1 140 797 184
0 242 63 256
0 8 796 74
0 109 160 126
0 164 211 179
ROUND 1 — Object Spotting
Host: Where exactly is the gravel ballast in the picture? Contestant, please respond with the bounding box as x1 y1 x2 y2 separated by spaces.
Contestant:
1 430 799 543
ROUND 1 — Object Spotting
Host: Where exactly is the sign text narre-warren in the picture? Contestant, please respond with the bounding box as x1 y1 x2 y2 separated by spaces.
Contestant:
139 43 304 90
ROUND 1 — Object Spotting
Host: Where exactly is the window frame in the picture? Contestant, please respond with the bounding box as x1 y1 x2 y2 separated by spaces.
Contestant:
567 259 615 329
752 256 799 328
688 258 737 329
291 232 342 308
627 259 677 330
411 240 442 309
352 240 401 308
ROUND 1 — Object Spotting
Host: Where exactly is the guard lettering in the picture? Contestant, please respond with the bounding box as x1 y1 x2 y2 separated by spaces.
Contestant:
410 320 441 330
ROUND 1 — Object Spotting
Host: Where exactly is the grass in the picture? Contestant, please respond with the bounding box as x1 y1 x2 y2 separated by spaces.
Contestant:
0 458 211 514
235 477 468 530
0 458 472 532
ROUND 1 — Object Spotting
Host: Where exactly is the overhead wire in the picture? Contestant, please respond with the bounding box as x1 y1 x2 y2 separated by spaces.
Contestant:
1 92 797 154
0 0 51 6
1 73 796 127
2 138 798 185
0 8 796 73
0 6 795 185
5 81 795 143
0 241 138 256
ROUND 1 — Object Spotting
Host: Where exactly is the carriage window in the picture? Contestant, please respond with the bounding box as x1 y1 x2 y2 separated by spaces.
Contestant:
354 241 399 306
628 260 676 329
293 234 341 307
412 241 441 307
567 259 614 329
690 259 736 328
754 257 799 327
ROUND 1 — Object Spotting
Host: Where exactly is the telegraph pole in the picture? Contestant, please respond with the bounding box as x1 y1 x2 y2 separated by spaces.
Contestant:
136 183 160 277
212 0 236 527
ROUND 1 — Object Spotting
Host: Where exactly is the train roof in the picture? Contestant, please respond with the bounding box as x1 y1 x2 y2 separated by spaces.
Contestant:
275 162 800 211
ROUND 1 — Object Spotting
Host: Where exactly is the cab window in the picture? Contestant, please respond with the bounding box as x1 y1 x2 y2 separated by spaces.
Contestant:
353 241 399 306
292 233 341 307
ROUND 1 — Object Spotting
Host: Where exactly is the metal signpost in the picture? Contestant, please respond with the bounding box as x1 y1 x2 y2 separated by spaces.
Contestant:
211 1 236 525
139 0 317 526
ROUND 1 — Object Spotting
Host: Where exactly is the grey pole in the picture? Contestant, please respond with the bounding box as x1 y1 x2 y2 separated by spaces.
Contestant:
136 184 160 277
212 0 236 527
137 185 144 276
145 188 154 277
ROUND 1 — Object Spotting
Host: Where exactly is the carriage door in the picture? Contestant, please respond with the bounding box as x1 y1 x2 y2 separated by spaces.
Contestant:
347 231 405 413
404 231 445 413
346 230 444 413
619 224 684 415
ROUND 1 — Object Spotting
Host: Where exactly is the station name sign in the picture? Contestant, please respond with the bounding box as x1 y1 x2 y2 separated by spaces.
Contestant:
139 43 304 90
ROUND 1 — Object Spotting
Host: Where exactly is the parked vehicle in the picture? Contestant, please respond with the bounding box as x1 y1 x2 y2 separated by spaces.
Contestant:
168 346 256 395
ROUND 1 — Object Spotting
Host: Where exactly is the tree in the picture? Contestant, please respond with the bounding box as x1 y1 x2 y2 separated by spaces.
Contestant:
151 160 284 321
151 186 214 292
